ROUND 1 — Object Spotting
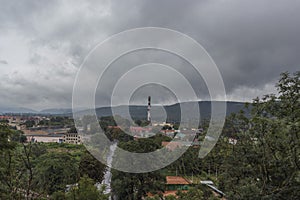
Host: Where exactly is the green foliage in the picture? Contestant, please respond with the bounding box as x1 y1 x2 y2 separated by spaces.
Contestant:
0 119 9 123
52 176 109 200
0 127 16 199
166 147 204 176
66 176 109 200
105 128 133 142
0 123 15 150
164 196 177 200
112 137 165 200
112 170 164 200
0 136 45 199
157 71 300 199
51 191 67 200
219 71 300 199
34 152 79 195
38 116 74 127
24 120 35 128
10 130 27 143
0 124 31 199
0 124 106 198
144 194 162 200
134 119 150 127
79 151 106 183
176 185 217 200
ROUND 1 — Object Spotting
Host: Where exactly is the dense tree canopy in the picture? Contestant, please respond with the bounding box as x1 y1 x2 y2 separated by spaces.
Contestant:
218 71 300 199
111 137 166 200
34 152 79 195
79 151 107 183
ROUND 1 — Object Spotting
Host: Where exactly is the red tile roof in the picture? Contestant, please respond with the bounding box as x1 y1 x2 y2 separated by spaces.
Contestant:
166 176 191 185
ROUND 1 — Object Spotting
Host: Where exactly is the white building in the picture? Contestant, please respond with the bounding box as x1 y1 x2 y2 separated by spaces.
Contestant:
27 134 64 143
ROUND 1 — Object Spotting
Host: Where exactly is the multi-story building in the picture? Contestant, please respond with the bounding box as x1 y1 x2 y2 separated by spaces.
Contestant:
63 133 82 144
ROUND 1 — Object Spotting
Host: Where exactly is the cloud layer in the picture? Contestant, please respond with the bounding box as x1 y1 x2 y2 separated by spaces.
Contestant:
0 0 299 109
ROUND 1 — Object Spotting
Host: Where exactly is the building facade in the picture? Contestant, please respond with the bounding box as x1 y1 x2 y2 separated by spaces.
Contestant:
63 133 82 144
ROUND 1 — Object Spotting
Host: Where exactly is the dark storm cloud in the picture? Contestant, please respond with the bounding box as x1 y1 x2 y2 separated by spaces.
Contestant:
0 0 299 109
129 0 300 92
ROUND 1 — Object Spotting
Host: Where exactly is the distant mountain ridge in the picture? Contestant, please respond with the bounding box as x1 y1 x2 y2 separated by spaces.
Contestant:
79 101 249 122
0 101 249 120
0 107 37 114
39 108 73 115
0 107 80 115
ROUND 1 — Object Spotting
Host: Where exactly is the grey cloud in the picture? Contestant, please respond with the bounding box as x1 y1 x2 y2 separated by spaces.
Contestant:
0 0 299 109
0 60 8 64
133 0 300 90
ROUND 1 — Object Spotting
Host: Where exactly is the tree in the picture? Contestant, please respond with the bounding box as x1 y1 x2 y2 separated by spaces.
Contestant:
66 176 109 200
111 138 165 200
0 123 18 199
0 123 15 151
52 176 109 200
112 170 164 200
24 120 35 128
219 71 300 199
176 185 217 200
0 124 44 199
34 152 79 195
10 130 27 143
79 151 106 183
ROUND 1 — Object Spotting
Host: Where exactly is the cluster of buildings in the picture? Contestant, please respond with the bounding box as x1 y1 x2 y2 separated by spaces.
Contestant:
107 123 203 146
25 127 82 145
0 115 43 130
0 114 82 145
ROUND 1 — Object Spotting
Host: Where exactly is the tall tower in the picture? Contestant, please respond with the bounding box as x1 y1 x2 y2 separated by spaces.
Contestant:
147 96 151 122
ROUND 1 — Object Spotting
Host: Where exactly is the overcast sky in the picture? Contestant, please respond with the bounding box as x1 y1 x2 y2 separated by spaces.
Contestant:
0 0 299 110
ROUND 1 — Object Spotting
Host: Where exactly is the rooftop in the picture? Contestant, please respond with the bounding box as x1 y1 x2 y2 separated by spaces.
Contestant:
166 176 191 185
